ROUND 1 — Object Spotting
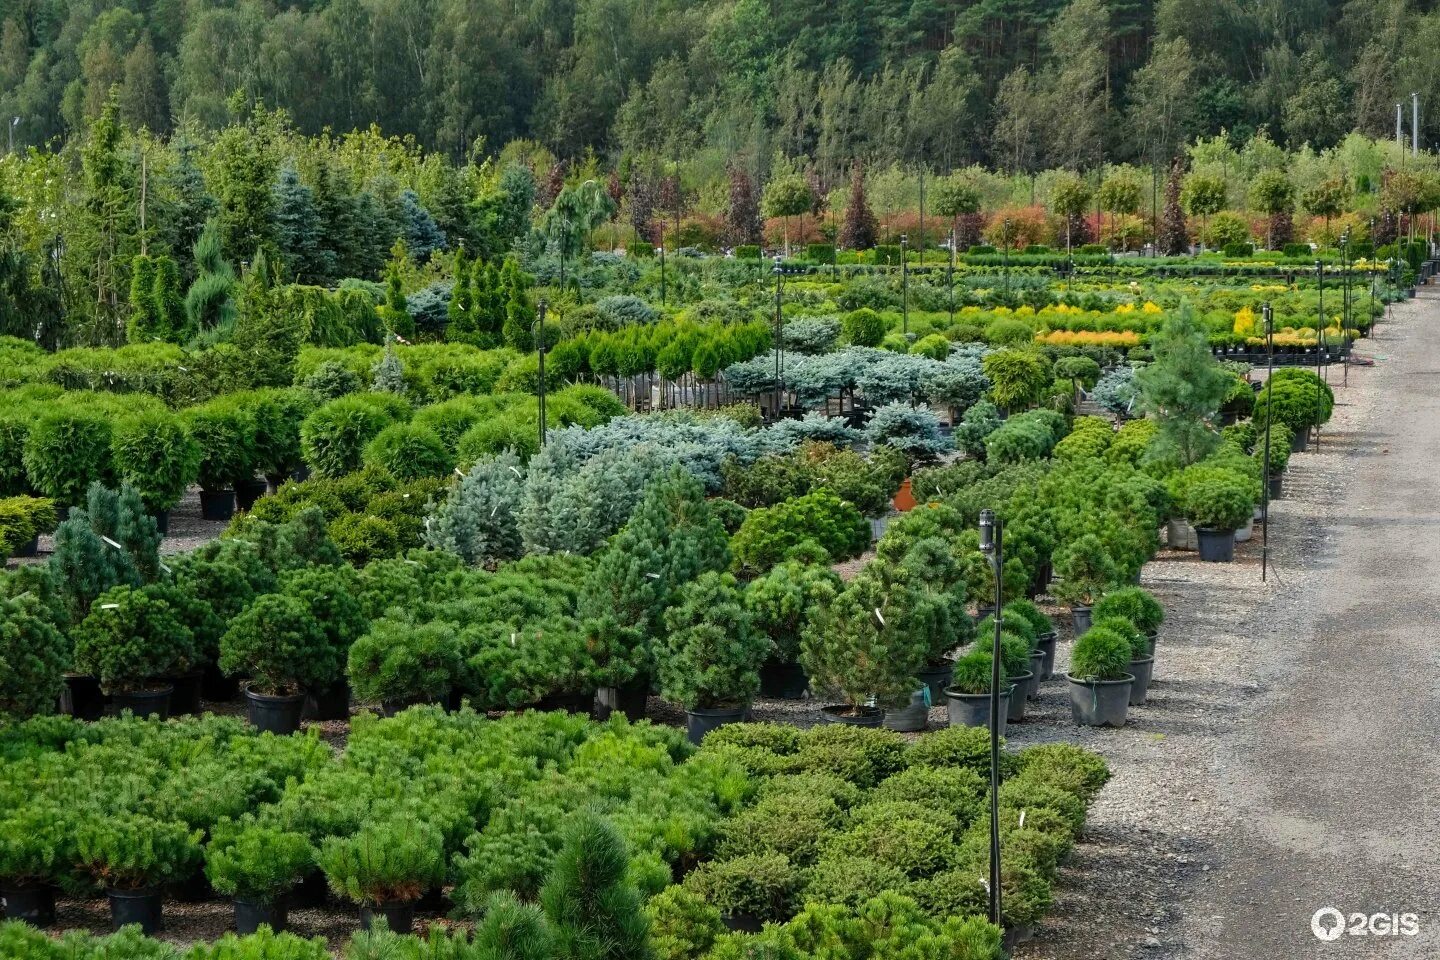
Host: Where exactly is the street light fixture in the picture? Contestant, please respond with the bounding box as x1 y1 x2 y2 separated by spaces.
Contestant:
977 508 1004 927
656 242 666 306
948 228 956 326
1003 219 1012 298
8 116 19 154
1261 302 1274 583
533 300 549 447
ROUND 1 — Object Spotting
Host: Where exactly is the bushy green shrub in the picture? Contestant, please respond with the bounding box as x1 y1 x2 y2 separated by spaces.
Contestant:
802 855 910 909
1051 534 1119 606
0 800 76 888
300 394 410 479
1093 615 1149 659
647 886 725 960
74 813 203 890
657 572 767 710
23 410 113 505
319 816 445 905
422 450 524 566
300 359 362 400
183 399 255 491
362 423 454 481
743 560 841 664
1068 626 1132 681
800 568 930 711
1003 598 1053 637
1179 471 1253 530
824 803 959 876
785 724 907 788
981 350 1051 411
1091 586 1164 636
328 513 400 565
0 594 68 719
206 824 314 905
714 791 843 864
1015 742 1111 804
684 852 798 921
219 593 333 696
842 308 886 347
947 646 999 695
731 489 868 574
0 495 56 557
983 417 1054 464
73 585 195 693
347 620 462 705
872 766 986 826
539 813 650 960
110 412 200 512
905 725 1017 779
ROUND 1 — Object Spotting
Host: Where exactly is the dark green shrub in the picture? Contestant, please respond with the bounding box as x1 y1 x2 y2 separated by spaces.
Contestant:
905 725 1017 779
872 766 987 826
362 423 454 481
235 388 314 483
539 813 650 960
300 394 409 479
799 568 930 712
1068 626 1132 681
0 415 30 497
206 823 314 905
959 806 1073 875
300 360 362 400
684 852 798 921
0 594 68 719
806 243 836 265
732 489 868 574
23 410 113 505
743 561 841 663
1094 615 1149 659
184 399 255 491
998 776 1088 835
319 816 445 905
328 512 400 565
1090 586 1161 635
111 412 200 512
74 813 203 890
823 802 959 876
219 593 333 696
802 855 909 909
785 723 906 787
948 647 999 695
1015 742 1111 804
0 495 56 557
647 886 724 960
755 772 863 810
911 855 1051 930
1180 472 1252 530
73 585 195 693
1003 598 1053 637
714 791 843 864
347 620 463 705
1051 534 1119 606
657 572 767 711
841 308 886 347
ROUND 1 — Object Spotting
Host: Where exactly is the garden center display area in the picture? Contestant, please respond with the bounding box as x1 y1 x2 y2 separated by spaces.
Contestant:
0 212 1409 960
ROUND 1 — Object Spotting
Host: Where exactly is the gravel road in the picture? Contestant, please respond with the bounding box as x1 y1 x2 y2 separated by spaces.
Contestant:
1013 291 1440 959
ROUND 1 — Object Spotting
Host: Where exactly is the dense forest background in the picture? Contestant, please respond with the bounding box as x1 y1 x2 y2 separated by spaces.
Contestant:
3 0 1439 180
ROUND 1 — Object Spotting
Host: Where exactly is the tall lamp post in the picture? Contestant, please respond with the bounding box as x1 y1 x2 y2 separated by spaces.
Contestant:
8 116 18 153
1002 218 1012 299
772 256 785 421
948 228 957 326
1339 230 1351 386
1261 303 1274 583
978 509 1004 927
534 300 549 448
657 243 667 307
900 234 910 340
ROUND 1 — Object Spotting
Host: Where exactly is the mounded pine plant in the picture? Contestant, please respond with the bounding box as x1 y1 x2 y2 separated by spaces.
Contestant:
206 823 314 908
1091 587 1164 637
1069 626 1133 682
73 585 195 694
219 593 333 697
657 571 768 712
183 399 255 493
539 814 651 960
347 620 462 708
318 816 445 909
74 812 204 891
0 594 69 719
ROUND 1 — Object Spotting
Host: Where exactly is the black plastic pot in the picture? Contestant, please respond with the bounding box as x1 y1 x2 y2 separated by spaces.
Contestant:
594 679 649 721
110 685 173 720
819 704 885 728
199 489 236 522
245 685 306 734
685 704 748 744
1195 528 1237 562
1071 605 1093 637
1267 473 1284 500
721 911 765 934
758 658 809 699
235 898 287 934
1128 655 1155 705
917 660 954 704
944 688 1010 735
1067 675 1134 728
167 669 204 717
291 466 311 484
303 680 351 722
1005 673 1032 722
169 866 213 903
535 689 596 714
60 673 107 720
1026 651 1045 696
290 870 328 909
109 888 163 934
1 883 56 926
13 535 38 557
881 688 930 732
151 510 169 536
976 604 997 621
202 661 241 702
1035 632 1058 681
1290 430 1308 453
360 899 415 934
235 477 267 512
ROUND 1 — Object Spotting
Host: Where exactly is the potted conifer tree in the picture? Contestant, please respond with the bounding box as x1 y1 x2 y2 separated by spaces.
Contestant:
1067 625 1135 727
319 817 445 934
1051 534 1118 636
74 813 203 934
220 593 334 734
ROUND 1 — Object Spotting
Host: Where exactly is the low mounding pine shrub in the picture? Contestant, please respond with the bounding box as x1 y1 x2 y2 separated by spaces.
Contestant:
1091 586 1164 636
74 813 204 890
362 423 454 481
731 489 869 574
657 572 768 710
1093 616 1149 659
300 394 410 479
206 824 314 905
1003 598 1054 637
219 594 333 696
1068 626 1132 682
319 816 445 906
110 412 200 512
347 620 462 706
800 568 930 711
22 410 113 505
1050 534 1119 607
73 585 195 693
1180 472 1253 531
0 594 69 719
683 852 798 921
742 560 842 664
948 647 1000 695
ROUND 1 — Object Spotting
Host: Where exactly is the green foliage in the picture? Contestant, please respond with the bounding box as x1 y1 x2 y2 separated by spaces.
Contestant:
111 412 200 512
219 593 333 696
1137 305 1230 466
185 220 238 333
647 886 724 960
743 561 841 664
731 488 868 574
1091 587 1164 636
684 852 798 921
424 450 525 567
206 824 314 905
23 411 113 506
301 394 410 479
362 423 454 481
347 620 462 705
1016 742 1112 804
74 813 203 890
981 350 1050 411
1069 626 1133 682
1051 534 1119 607
841 309 886 348
539 814 651 960
1178 470 1253 531
73 585 195 693
0 594 68 719
800 568 930 709
319 816 445 905
657 572 767 710
183 399 255 491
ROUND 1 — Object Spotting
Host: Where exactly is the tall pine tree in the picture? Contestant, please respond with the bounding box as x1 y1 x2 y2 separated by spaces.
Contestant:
125 255 158 343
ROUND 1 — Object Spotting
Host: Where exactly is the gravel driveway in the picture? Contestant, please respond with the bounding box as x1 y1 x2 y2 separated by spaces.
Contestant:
1013 291 1440 960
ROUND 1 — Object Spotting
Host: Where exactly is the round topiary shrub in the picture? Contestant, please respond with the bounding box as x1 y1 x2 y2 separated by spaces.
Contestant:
183 399 255 492
219 593 333 696
841 308 887 347
347 620 463 707
362 423 454 481
1068 626 1132 682
300 394 410 479
683 852 798 922
111 411 200 512
0 594 69 719
73 585 195 694
23 410 113 505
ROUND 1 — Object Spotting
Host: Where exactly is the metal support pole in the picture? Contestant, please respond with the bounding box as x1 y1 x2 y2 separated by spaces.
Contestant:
1262 303 1274 582
900 234 910 339
1314 260 1324 449
773 256 784 421
978 509 1004 928
1003 219 1012 299
948 229 956 326
535 300 549 447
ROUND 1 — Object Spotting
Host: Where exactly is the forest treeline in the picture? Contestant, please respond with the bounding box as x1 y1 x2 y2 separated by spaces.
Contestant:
3 0 1439 180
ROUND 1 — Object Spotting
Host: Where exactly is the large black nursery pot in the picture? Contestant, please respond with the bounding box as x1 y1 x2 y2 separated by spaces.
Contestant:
167 669 204 717
290 870 328 909
235 898 288 935
758 658 809 700
1035 631 1058 681
1070 605 1093 636
109 887 163 934
1067 675 1134 728
1195 528 1237 562
916 659 954 704
1290 429 1308 453
944 687 1010 736
151 510 169 536
360 899 415 934
1005 673 1032 722
820 704 885 729
303 679 351 722
12 535 38 557
245 685 306 735
1026 652 1045 697
235 476 267 512
110 685 173 720
1 882 56 927
1268 473 1284 500
199 489 236 522
594 679 649 721
1128 655 1155 705
881 688 930 732
60 673 107 720
685 704 749 744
